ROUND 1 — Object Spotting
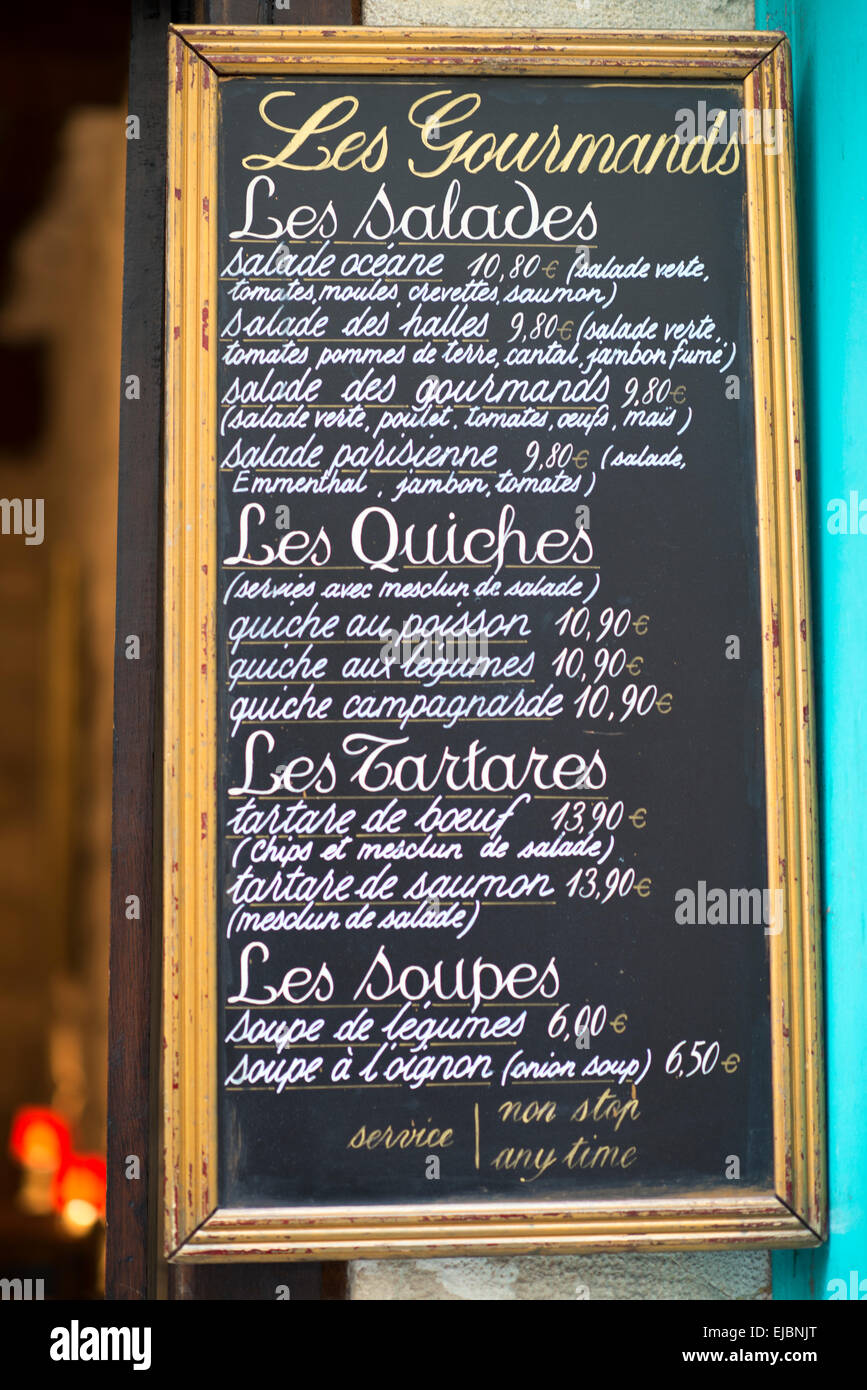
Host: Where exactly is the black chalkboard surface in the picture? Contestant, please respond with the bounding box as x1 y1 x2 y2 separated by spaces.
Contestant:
164 28 823 1259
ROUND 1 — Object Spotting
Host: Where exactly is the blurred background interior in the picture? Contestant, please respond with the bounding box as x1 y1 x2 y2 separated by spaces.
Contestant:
0 6 130 1296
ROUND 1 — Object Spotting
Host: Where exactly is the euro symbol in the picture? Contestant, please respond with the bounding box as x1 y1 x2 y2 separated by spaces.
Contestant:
655 692 674 714
558 319 574 340
722 1052 741 1074
626 655 644 675
611 1013 628 1034
672 385 687 403
542 259 559 279
634 877 652 897
628 807 647 829
632 614 650 635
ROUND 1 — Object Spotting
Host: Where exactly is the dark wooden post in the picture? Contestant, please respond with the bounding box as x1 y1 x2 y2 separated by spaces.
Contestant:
107 0 171 1305
107 0 356 1302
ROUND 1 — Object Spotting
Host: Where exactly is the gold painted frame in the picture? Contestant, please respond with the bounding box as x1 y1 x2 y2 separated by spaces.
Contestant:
163 26 823 1261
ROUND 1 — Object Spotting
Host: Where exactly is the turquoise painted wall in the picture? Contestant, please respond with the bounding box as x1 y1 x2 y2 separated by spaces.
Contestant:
756 0 867 1300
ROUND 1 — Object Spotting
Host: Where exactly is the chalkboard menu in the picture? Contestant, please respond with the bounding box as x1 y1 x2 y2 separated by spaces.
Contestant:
163 28 824 1260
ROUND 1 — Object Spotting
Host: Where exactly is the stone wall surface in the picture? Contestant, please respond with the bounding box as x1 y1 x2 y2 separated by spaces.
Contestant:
365 1 754 29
